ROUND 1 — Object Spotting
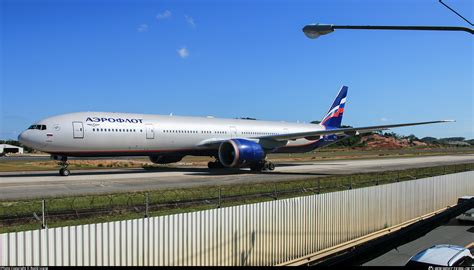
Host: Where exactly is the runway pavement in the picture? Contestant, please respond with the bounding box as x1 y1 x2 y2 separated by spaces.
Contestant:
0 154 473 200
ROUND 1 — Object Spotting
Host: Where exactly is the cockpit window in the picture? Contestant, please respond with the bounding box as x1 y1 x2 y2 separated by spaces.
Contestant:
28 125 47 130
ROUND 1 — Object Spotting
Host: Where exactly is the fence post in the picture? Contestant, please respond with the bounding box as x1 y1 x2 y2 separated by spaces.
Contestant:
273 184 278 200
349 175 352 190
144 193 149 218
41 199 47 229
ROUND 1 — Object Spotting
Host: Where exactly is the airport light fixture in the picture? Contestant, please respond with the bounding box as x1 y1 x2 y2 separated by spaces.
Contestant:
302 23 474 39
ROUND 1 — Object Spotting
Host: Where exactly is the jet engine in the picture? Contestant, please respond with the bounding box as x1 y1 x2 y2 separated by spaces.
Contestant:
149 155 184 164
218 139 265 168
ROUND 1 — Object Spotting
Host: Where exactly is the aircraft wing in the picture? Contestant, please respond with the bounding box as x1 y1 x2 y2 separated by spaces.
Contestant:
259 120 454 142
197 120 453 147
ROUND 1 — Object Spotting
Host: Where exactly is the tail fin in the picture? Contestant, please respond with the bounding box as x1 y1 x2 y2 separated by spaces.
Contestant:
320 86 348 128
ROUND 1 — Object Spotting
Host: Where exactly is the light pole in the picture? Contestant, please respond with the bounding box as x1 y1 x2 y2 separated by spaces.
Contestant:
302 23 474 39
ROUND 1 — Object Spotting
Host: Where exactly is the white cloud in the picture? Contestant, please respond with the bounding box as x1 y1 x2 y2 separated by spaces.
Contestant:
184 15 196 28
177 47 189 59
380 117 388 122
137 24 148 32
156 10 172 20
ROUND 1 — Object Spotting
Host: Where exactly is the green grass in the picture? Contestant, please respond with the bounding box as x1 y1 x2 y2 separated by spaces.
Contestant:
1 163 473 233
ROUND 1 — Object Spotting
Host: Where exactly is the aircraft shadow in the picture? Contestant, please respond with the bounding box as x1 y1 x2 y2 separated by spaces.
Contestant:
187 171 334 176
276 163 345 167
1 165 335 177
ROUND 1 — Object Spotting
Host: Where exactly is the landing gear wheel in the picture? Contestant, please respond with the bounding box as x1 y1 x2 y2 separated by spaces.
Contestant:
250 161 275 172
57 156 70 176
208 160 224 169
59 168 70 176
267 162 275 171
208 161 216 169
250 162 264 172
250 165 260 172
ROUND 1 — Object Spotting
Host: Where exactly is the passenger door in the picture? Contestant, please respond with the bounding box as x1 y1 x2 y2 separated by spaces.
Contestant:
72 122 84 139
146 124 154 139
229 126 237 138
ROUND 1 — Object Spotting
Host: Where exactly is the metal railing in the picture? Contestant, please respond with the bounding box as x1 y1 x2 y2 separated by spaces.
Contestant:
1 170 473 266
0 163 473 231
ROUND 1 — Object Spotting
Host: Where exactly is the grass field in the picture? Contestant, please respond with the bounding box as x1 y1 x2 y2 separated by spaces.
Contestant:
1 163 472 233
1 146 473 172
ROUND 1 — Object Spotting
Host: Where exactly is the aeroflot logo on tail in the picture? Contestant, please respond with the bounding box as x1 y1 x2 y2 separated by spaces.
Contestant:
86 117 144 123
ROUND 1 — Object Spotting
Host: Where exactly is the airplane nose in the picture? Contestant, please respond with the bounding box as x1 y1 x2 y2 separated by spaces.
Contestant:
18 130 33 148
18 132 25 144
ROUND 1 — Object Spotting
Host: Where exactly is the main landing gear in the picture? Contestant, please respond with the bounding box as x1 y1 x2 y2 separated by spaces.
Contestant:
207 159 275 172
53 156 70 176
250 160 275 172
208 160 225 169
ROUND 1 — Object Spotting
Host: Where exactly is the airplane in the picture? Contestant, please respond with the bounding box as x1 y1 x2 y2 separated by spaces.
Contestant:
18 86 453 176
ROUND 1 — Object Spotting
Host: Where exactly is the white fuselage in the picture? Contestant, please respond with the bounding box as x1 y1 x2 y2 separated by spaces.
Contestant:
18 112 325 157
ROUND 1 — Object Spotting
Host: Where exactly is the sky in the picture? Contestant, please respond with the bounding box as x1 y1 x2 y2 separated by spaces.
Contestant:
1 0 473 140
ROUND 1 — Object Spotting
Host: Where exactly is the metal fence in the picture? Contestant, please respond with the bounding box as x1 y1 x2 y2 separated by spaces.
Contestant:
1 163 473 229
1 170 473 266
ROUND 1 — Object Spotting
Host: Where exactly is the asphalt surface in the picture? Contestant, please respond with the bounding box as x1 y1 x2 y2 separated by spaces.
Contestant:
364 217 474 266
0 154 473 200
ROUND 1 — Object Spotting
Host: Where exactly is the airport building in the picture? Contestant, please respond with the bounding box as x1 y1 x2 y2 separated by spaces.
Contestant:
0 144 24 155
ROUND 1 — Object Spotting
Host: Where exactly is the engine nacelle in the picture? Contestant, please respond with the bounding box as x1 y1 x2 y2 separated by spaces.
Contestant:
218 139 265 168
149 155 184 164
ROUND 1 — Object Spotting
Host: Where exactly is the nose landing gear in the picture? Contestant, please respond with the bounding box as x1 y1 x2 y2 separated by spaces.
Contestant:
59 164 71 176
52 155 70 176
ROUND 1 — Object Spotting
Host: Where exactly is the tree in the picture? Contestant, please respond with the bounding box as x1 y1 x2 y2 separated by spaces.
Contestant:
420 137 438 143
439 137 465 142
